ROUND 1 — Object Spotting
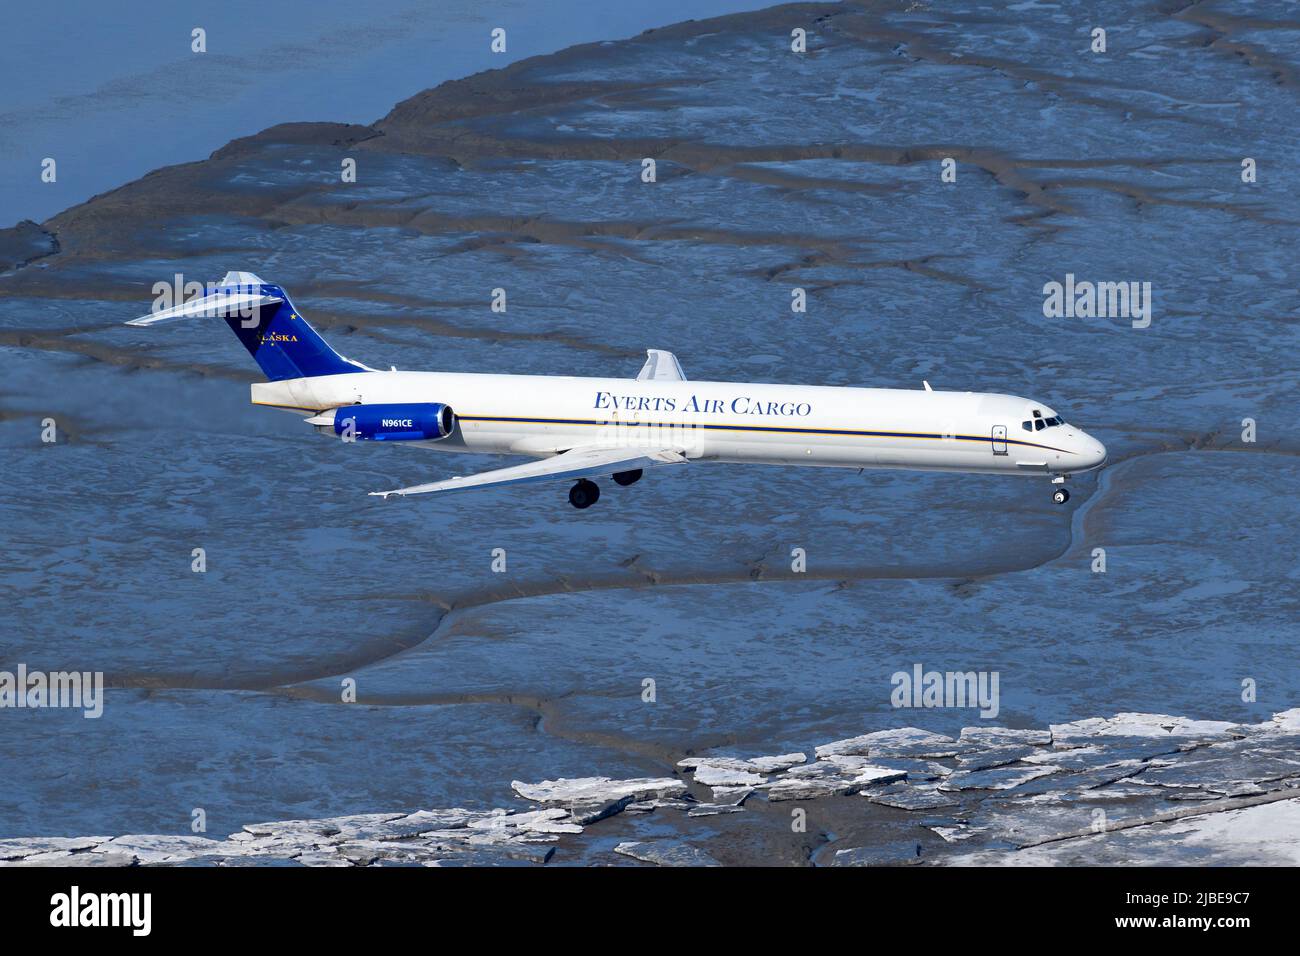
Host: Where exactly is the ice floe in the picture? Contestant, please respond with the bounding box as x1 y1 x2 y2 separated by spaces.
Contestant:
1266 708 1300 733
615 840 720 866
815 727 961 759
3 710 1298 866
93 835 226 864
466 808 583 835
0 836 109 860
955 745 1039 772
939 765 1061 792
511 776 687 804
831 842 923 866
762 760 905 801
958 727 1053 748
864 785 961 811
677 753 805 787
690 764 767 788
748 753 807 773
1049 713 1242 743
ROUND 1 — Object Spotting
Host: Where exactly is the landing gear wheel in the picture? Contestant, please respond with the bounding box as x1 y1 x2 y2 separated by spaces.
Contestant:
613 469 643 487
569 479 600 509
1052 488 1070 505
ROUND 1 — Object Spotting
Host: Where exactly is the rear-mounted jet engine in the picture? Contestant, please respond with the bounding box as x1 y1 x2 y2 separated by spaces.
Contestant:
307 403 455 442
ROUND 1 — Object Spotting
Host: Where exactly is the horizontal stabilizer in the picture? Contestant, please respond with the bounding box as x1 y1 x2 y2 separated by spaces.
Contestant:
372 445 687 498
636 349 687 382
126 291 282 326
123 271 372 381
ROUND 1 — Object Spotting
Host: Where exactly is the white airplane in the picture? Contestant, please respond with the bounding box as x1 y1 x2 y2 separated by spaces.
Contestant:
128 273 1106 509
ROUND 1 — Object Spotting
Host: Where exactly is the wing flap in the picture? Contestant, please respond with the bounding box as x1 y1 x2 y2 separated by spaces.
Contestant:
371 446 686 498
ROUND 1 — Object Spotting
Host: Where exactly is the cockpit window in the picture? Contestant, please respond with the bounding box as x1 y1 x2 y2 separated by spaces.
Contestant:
1026 415 1065 430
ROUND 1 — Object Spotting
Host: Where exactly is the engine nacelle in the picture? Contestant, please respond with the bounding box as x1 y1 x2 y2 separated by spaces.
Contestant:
311 402 455 441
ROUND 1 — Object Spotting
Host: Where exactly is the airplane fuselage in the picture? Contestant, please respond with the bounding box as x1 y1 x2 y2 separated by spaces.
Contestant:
252 370 1108 478
128 274 1106 506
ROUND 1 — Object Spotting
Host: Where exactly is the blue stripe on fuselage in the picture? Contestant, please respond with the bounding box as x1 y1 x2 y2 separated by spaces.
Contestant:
453 414 1068 452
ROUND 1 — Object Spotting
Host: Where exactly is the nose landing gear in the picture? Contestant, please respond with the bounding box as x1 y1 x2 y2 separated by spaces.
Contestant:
568 479 600 509
1050 475 1070 505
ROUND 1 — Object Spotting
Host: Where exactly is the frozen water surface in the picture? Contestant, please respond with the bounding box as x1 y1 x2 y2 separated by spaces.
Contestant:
1 0 1297 862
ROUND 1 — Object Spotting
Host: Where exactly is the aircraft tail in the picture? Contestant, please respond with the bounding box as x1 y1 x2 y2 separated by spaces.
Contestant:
126 272 371 381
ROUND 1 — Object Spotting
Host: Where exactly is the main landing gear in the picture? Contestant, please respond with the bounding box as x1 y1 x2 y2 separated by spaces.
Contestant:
568 469 642 509
1051 475 1070 505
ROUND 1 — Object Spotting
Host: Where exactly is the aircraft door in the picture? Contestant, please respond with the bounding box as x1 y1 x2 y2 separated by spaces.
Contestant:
991 425 1008 456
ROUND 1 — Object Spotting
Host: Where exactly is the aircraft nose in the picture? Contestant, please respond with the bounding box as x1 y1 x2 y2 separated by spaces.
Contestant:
1079 435 1107 470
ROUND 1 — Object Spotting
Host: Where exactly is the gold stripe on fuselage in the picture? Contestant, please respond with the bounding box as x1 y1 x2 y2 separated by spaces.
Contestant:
455 415 1069 453
250 403 1068 454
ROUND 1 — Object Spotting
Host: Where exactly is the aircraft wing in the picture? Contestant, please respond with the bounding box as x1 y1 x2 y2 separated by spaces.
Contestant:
370 445 687 498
